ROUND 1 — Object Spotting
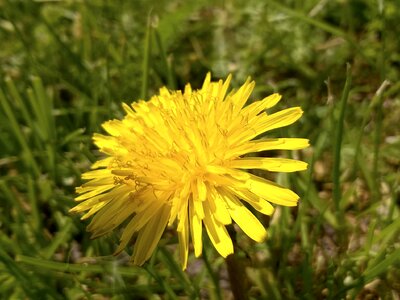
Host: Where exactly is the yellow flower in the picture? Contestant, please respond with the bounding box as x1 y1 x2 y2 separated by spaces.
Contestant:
70 73 309 269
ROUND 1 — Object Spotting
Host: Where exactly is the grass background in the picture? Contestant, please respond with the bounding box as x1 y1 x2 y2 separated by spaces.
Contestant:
1 0 399 299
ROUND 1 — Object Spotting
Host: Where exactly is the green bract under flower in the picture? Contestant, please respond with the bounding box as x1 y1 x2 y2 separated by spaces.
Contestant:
71 73 309 269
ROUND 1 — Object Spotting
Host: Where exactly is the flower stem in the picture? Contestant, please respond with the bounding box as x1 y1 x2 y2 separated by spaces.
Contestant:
226 253 249 300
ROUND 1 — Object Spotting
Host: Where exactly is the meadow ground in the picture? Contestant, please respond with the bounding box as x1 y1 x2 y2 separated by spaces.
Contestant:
0 1 399 299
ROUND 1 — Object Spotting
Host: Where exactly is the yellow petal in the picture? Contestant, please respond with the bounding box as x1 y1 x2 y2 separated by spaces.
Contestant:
230 157 308 172
192 196 205 220
70 194 106 212
203 205 233 257
75 184 115 201
86 189 132 232
227 138 310 157
227 187 275 216
81 177 115 187
88 195 136 239
201 72 212 91
219 74 232 101
113 200 163 256
178 212 189 270
113 217 137 255
123 199 161 232
91 157 114 169
80 201 108 220
229 78 255 115
222 191 267 242
246 175 299 206
177 196 189 233
252 107 303 135
132 204 170 266
197 179 207 202
209 187 232 225
189 197 203 257
102 119 127 136
241 93 282 118
250 138 310 151
206 165 251 181
169 182 190 226
231 107 303 145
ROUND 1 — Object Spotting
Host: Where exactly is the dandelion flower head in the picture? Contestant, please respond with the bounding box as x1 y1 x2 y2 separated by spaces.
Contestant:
71 73 309 269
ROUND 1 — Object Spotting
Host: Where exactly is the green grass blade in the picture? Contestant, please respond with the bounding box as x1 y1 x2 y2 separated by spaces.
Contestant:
141 13 153 100
27 175 42 233
5 77 34 129
144 264 179 300
32 76 56 141
332 64 352 213
0 248 38 298
155 29 176 89
158 247 197 297
0 88 40 177
363 250 400 283
42 220 73 260
15 255 146 277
